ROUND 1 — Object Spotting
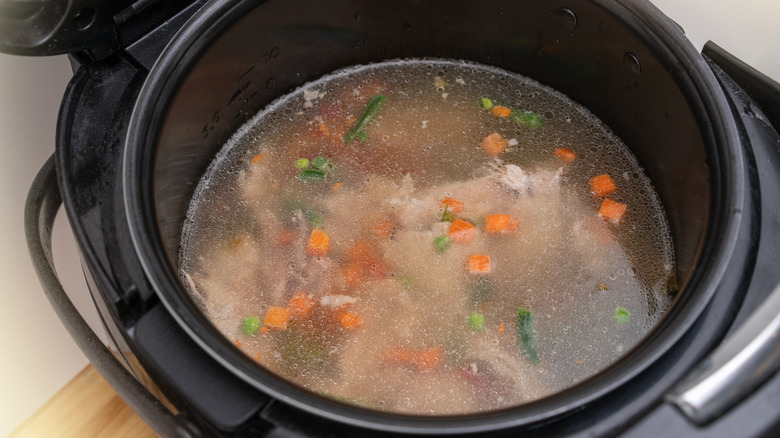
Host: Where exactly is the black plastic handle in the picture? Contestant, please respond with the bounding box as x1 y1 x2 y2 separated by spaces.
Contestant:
24 155 203 438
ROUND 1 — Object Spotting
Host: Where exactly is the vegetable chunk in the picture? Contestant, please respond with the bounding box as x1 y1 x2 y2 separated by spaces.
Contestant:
598 199 627 225
449 219 478 243
289 292 316 318
590 174 617 197
384 347 444 371
481 132 508 157
468 255 491 275
265 306 292 329
484 214 519 235
307 229 331 256
491 105 511 118
554 148 577 163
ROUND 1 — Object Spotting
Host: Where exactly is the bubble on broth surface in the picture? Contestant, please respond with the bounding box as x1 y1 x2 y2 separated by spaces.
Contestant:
179 59 674 415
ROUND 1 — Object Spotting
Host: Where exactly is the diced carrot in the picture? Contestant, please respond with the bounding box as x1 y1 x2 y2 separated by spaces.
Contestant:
491 105 511 118
318 121 330 136
449 218 478 243
347 241 376 262
599 199 627 225
342 263 363 289
373 219 395 238
333 182 343 191
339 312 364 329
251 153 264 163
481 132 508 157
499 322 506 333
306 228 331 256
440 197 464 213
484 214 520 234
235 339 242 347
260 326 269 334
264 306 292 329
468 255 491 275
554 148 577 163
384 347 444 371
590 174 617 197
288 292 316 318
255 353 260 361
276 230 294 246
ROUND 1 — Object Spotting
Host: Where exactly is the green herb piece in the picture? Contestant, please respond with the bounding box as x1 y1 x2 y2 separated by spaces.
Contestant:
302 208 325 226
614 306 631 324
357 131 368 143
440 207 456 223
242 316 261 335
343 95 386 143
312 156 334 172
433 236 452 253
468 313 486 331
470 277 494 304
512 110 544 129
294 158 310 170
517 307 540 364
298 169 327 182
480 96 494 110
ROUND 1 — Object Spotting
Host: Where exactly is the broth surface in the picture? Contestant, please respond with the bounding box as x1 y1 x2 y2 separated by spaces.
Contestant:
179 59 675 415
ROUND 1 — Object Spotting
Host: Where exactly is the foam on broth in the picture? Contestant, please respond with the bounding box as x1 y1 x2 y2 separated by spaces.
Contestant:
179 59 675 415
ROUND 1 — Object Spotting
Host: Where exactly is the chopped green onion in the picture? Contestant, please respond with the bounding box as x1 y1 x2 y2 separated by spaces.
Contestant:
468 313 485 331
517 307 540 364
512 110 544 129
480 96 494 110
295 158 310 170
441 207 456 223
242 316 261 335
357 131 368 143
614 306 631 324
312 156 334 172
302 208 324 226
344 95 386 144
298 169 327 182
433 236 452 253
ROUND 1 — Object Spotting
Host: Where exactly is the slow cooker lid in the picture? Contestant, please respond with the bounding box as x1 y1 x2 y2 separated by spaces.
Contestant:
122 0 746 434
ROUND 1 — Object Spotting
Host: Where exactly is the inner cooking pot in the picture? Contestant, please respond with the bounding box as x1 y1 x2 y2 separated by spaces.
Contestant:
123 0 744 433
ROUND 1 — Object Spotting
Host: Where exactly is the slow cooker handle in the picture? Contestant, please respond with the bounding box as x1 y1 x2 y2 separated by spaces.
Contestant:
24 155 206 438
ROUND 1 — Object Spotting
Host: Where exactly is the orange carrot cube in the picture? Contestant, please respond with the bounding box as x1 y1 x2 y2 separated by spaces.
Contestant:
264 306 292 329
373 219 394 238
288 292 316 318
485 214 520 234
449 218 478 243
554 148 577 163
440 197 464 213
250 153 264 163
590 174 617 197
342 263 363 289
468 254 491 275
599 199 627 225
339 312 364 329
413 347 444 371
481 132 508 157
491 105 511 118
276 230 294 246
306 228 331 256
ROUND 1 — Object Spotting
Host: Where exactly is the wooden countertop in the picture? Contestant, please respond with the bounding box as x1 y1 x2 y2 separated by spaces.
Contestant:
10 365 157 438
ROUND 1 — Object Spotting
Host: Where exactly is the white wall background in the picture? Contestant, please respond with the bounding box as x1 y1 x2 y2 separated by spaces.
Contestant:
1 1 779 435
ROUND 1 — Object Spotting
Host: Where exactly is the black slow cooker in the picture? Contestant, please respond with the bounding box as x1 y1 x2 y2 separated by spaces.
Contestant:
5 0 780 436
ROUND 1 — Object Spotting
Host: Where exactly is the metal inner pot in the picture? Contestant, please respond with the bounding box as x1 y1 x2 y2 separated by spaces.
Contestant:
122 0 745 434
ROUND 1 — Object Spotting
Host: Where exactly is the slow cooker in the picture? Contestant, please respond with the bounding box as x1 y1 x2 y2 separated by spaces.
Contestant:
4 0 780 436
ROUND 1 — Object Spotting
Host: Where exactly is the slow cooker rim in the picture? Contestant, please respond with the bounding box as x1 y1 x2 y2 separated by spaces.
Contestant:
122 0 747 434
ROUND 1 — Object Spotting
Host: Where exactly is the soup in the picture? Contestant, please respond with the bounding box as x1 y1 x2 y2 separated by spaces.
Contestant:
179 59 675 415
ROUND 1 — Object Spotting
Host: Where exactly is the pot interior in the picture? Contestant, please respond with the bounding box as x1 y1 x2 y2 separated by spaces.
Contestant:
133 0 733 431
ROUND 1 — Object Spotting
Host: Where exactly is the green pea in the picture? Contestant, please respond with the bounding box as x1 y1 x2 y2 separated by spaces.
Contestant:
468 313 485 331
242 316 261 335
